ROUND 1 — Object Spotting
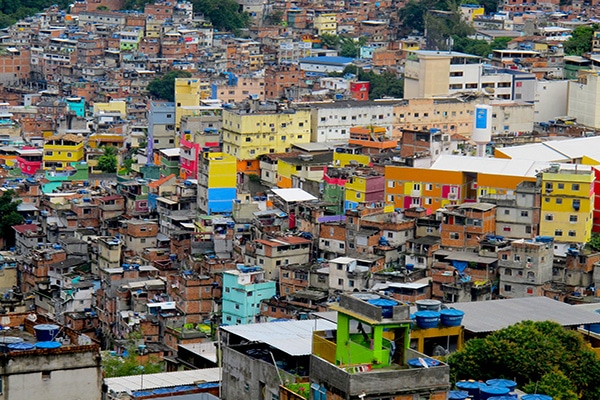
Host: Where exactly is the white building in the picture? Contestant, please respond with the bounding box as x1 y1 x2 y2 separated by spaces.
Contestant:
534 80 569 123
302 100 395 142
490 101 535 134
567 70 600 128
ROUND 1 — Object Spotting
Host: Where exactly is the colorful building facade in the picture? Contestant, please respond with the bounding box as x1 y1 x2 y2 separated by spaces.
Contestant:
197 152 237 215
222 266 276 325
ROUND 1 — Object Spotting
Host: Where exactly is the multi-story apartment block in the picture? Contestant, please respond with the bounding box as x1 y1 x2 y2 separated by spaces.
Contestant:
0 47 30 85
123 219 159 256
306 100 395 143
313 12 337 35
245 236 312 280
43 133 85 171
222 265 276 325
221 103 311 166
498 237 554 298
481 180 540 239
404 50 536 105
568 70 600 129
539 164 594 255
440 203 496 249
197 152 238 215
148 102 176 154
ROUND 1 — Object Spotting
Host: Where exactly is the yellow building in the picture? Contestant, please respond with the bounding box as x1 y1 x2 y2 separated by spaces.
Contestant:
93 101 127 117
276 153 332 188
43 133 85 171
314 13 337 36
221 107 311 161
539 164 594 245
333 147 371 167
175 77 211 129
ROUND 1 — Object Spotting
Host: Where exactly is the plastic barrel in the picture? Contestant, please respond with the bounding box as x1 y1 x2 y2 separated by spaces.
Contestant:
521 395 553 400
414 311 440 329
480 386 510 400
440 309 465 327
407 357 441 368
448 390 470 399
33 324 60 342
485 379 517 391
0 336 23 353
456 380 487 400
415 299 442 311
35 341 62 349
7 342 35 351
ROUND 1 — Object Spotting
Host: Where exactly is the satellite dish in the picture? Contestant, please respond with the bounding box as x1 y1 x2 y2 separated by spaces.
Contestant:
483 87 495 95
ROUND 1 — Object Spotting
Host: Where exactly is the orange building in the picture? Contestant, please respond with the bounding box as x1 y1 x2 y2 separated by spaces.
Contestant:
440 203 496 249
348 126 397 154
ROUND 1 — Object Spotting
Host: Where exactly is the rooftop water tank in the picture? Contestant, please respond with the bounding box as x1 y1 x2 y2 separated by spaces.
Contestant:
0 336 23 352
367 298 398 318
33 324 60 342
414 310 440 329
440 309 465 327
456 380 487 400
415 299 441 312
7 342 35 351
448 391 470 400
521 395 553 400
480 386 510 400
407 357 440 368
35 341 62 349
485 379 517 391
486 395 518 400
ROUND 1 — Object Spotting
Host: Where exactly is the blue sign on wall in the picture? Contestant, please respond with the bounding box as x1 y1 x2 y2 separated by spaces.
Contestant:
475 107 488 129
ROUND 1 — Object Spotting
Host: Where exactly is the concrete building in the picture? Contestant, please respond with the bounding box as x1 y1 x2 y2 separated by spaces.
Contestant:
222 265 276 325
498 237 554 298
440 203 496 250
567 70 600 129
534 80 569 123
490 101 535 135
246 236 312 281
147 102 176 153
197 152 238 215
539 164 594 255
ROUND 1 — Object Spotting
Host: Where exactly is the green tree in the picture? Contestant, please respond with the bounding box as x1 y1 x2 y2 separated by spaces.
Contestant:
102 350 163 378
98 146 118 173
264 10 284 26
587 233 600 251
0 190 23 249
339 66 403 99
564 25 595 56
195 0 251 32
447 321 600 400
320 33 341 49
147 70 192 102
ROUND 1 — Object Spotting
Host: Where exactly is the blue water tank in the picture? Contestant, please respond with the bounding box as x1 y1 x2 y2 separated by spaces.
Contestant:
480 386 510 400
35 341 62 349
414 311 440 329
440 309 465 327
367 298 398 318
521 395 553 400
486 379 517 391
7 342 35 351
448 391 470 400
582 309 600 333
33 324 60 342
456 380 487 400
487 395 518 400
407 357 440 368
0 336 23 352
405 263 414 271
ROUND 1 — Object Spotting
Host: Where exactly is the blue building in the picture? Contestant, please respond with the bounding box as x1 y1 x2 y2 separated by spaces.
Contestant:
222 265 276 325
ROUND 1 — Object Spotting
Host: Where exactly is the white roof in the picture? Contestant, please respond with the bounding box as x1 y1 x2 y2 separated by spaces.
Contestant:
498 136 600 162
105 368 220 394
179 341 218 363
220 319 337 356
329 256 356 264
271 188 317 203
431 155 549 177
159 148 180 157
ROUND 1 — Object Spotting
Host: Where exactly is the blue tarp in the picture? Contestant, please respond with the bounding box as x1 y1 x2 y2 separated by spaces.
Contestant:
452 260 468 273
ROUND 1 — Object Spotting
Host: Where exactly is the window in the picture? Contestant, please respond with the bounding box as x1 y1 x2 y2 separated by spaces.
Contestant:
388 181 395 188
349 280 355 287
570 215 578 222
338 278 344 285
140 238 146 243
505 268 512 276
521 211 529 217
568 230 576 237
501 253 508 260
503 226 511 232
545 214 553 221
573 199 580 209
426 183 433 191
66 152 72 158
514 254 521 261
504 285 512 292
450 232 460 240
557 183 564 189
555 229 563 236
42 371 51 381
572 183 580 191
556 198 562 204
545 183 553 191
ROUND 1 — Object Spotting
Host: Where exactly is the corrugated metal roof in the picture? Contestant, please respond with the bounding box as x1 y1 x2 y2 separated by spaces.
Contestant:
452 296 600 333
105 368 220 394
221 319 336 356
